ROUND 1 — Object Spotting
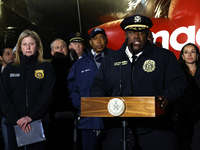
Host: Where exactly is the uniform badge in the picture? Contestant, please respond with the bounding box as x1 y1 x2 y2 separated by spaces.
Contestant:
35 70 44 79
134 15 141 23
143 60 156 73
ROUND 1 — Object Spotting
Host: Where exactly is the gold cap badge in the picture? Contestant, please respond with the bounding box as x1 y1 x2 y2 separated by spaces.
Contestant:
76 32 81 37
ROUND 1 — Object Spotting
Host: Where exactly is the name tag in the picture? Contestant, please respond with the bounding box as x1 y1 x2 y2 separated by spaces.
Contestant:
81 69 90 73
10 73 20 77
114 61 128 66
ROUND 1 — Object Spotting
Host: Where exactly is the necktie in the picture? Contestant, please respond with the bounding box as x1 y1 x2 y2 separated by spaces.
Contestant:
94 53 103 63
131 55 137 95
132 55 137 64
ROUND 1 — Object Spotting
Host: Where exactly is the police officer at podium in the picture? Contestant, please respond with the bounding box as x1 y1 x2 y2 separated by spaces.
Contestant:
90 14 188 150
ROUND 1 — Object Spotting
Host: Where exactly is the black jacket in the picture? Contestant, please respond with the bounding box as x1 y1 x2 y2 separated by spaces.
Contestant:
50 55 75 118
0 65 6 118
0 54 55 124
90 41 188 132
91 41 187 102
174 64 200 124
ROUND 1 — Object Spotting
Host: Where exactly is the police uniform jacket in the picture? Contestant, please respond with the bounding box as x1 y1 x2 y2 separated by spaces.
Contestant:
67 48 112 130
90 40 188 131
0 54 55 125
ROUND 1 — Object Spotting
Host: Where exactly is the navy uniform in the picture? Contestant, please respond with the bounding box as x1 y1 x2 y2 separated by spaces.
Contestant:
90 14 188 150
68 28 113 150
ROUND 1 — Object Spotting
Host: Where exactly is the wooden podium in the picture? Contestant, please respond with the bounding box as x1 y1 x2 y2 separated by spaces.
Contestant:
81 96 165 117
81 96 165 150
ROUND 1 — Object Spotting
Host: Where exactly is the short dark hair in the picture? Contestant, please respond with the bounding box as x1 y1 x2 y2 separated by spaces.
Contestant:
0 45 13 57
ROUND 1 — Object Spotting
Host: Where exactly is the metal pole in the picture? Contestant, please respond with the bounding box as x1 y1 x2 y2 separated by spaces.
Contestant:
122 121 128 150
76 0 82 33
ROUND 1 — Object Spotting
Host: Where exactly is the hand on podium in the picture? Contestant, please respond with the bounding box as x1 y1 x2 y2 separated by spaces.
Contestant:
156 96 168 109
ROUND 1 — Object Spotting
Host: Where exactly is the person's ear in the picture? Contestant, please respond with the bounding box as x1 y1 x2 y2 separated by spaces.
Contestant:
124 32 127 38
89 40 92 46
181 54 185 61
51 51 54 56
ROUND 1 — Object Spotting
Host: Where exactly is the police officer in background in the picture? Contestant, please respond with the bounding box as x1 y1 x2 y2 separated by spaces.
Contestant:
68 32 85 67
90 14 188 150
68 28 113 150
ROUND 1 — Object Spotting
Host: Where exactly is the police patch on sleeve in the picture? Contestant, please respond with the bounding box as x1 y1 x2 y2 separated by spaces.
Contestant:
35 70 44 79
143 60 156 73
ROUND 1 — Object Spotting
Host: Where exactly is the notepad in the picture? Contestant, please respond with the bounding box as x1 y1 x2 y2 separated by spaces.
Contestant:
14 119 46 147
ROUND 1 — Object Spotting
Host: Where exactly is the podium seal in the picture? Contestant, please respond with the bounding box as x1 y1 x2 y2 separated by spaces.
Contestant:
107 98 126 116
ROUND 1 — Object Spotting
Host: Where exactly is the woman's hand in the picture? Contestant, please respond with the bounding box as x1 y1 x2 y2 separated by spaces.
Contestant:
16 116 32 133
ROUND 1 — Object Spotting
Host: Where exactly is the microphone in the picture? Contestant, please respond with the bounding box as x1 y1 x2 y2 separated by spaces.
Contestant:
130 43 135 54
54 111 76 119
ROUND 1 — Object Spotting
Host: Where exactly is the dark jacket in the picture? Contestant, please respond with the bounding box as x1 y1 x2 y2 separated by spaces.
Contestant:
0 54 55 124
67 48 112 129
50 55 74 116
173 64 200 124
0 65 6 118
90 41 188 131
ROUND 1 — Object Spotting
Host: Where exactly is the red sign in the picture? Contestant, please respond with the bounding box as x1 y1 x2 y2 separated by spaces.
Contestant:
88 0 200 59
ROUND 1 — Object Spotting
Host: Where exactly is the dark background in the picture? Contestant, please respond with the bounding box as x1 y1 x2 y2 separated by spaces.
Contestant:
0 0 170 59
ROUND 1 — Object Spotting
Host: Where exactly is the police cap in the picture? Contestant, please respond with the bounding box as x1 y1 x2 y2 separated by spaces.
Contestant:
120 14 153 31
68 32 85 43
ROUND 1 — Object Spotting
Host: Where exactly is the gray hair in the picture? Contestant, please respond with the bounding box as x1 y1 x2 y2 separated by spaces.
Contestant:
50 38 67 51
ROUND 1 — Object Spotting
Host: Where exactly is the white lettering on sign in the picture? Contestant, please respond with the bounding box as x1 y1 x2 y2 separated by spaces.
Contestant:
153 25 199 51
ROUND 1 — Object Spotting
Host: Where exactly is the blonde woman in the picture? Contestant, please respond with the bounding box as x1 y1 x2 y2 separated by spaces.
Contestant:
0 29 55 150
